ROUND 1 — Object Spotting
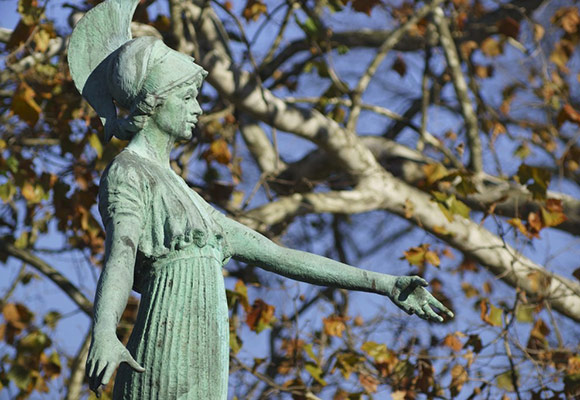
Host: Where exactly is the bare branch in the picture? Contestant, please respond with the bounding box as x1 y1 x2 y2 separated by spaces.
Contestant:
346 0 444 132
433 7 482 172
0 240 93 316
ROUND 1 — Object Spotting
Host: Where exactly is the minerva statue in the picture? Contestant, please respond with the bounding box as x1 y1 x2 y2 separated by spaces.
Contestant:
67 0 453 398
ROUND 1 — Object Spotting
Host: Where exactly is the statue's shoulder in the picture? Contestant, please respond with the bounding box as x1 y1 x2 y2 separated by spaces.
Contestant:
101 149 147 188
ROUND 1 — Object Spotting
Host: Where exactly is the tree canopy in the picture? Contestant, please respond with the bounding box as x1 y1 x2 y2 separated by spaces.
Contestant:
1 0 580 398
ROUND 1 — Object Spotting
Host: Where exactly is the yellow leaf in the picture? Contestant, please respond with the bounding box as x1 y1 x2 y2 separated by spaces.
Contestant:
305 362 327 386
323 315 347 337
88 133 103 159
422 163 448 185
533 24 545 41
461 282 479 298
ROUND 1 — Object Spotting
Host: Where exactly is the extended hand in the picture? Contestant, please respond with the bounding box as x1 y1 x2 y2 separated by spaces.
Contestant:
86 334 144 395
389 276 454 322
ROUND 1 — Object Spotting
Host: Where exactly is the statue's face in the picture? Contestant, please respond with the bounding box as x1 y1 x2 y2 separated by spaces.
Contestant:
150 84 202 141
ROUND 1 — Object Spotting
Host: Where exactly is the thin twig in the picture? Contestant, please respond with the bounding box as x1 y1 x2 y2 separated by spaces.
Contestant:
346 0 444 132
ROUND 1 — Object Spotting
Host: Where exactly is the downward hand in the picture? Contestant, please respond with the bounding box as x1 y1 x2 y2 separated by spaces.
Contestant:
86 334 144 395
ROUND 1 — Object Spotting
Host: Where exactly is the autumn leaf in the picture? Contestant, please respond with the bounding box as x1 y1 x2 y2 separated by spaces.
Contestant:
450 364 468 396
557 104 580 127
305 362 327 386
480 299 502 327
11 82 42 126
497 17 519 38
242 0 267 21
351 0 382 16
551 7 580 34
550 40 574 71
359 373 379 393
3 303 33 331
497 370 518 392
480 37 502 57
516 164 551 200
335 353 364 379
392 55 406 77
422 163 448 185
323 315 347 337
540 201 567 228
246 299 276 333
431 191 470 222
402 243 440 268
443 333 463 352
203 138 232 165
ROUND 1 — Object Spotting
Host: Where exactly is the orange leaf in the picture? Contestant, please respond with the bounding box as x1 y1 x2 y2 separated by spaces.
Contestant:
443 333 463 352
203 138 232 165
557 104 580 127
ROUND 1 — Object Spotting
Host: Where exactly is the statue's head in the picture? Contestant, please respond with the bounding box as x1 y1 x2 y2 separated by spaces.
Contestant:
106 36 207 141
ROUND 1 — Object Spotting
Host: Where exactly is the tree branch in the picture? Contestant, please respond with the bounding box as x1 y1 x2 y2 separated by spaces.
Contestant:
0 240 93 316
433 7 482 172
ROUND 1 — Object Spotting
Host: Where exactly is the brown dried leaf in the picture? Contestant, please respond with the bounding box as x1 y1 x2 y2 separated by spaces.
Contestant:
497 17 519 38
242 0 267 21
392 55 407 77
352 0 382 16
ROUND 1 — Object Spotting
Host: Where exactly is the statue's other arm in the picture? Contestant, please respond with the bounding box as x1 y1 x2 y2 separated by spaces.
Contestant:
219 216 453 322
86 215 145 393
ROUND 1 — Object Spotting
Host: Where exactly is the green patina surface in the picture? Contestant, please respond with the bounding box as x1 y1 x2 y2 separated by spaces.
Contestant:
68 1 453 398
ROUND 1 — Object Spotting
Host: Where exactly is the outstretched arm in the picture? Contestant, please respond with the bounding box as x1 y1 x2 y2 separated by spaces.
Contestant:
219 216 453 322
86 216 144 394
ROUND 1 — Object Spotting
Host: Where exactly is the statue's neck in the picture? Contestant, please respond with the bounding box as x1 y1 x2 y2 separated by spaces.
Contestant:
126 127 174 167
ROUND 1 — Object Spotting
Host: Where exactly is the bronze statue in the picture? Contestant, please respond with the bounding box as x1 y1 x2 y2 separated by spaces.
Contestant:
68 1 453 398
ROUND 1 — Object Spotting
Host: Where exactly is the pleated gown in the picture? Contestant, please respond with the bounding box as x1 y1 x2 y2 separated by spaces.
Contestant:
113 244 229 399
99 149 231 399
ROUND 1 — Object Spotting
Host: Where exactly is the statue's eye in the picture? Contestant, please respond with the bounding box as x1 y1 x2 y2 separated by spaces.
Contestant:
184 96 192 101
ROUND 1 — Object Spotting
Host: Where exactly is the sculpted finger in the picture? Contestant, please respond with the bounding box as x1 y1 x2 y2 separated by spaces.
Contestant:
428 295 454 318
88 360 99 391
101 364 116 388
412 276 429 287
124 352 145 372
423 304 443 322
